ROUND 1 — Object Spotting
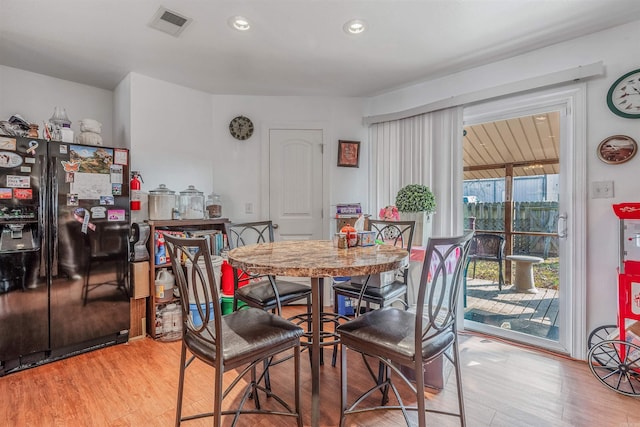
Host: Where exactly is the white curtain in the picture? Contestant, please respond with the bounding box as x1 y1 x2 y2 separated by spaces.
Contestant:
368 106 464 236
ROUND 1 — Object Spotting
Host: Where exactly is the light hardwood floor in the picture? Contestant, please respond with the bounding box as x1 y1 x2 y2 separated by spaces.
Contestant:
1 308 638 426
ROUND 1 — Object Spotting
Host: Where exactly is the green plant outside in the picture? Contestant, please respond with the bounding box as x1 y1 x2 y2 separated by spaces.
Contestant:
470 258 559 290
395 184 436 213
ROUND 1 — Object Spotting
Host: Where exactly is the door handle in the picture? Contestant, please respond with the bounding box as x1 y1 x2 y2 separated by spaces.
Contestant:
557 213 567 239
273 224 279 229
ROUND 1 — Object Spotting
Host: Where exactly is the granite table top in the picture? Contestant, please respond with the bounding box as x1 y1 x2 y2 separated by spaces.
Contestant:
227 240 409 278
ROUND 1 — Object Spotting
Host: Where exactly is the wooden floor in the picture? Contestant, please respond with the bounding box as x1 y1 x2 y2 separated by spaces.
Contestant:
1 306 638 426
464 279 559 340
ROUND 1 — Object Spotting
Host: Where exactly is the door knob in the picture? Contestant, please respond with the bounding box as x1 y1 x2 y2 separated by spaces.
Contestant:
273 224 279 229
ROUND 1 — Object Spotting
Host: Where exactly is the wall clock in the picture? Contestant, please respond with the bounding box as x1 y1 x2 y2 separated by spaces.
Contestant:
229 115 254 140
597 135 637 164
606 68 640 118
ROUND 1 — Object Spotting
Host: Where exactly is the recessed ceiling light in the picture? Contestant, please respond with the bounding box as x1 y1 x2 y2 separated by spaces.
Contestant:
534 115 547 121
343 19 366 35
228 16 251 31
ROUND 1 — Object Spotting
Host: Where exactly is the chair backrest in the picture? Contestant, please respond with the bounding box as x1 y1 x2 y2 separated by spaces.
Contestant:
414 231 474 353
225 221 275 249
368 219 415 252
470 233 505 260
163 234 222 351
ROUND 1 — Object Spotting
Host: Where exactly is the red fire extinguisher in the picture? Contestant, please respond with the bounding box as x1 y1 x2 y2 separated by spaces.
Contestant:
130 171 142 211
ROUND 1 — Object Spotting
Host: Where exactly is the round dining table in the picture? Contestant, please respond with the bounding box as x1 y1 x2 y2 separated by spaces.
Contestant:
227 239 409 427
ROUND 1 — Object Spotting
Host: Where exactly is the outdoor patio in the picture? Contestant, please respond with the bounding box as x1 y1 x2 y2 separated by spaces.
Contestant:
464 278 559 340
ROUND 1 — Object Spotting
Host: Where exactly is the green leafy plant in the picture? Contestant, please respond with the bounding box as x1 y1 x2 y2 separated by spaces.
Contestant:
395 184 436 213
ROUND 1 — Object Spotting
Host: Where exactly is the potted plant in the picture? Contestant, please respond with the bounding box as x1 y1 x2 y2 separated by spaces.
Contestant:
395 184 436 246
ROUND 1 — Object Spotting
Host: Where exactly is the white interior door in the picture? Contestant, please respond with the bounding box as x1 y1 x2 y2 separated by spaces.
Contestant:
269 129 323 241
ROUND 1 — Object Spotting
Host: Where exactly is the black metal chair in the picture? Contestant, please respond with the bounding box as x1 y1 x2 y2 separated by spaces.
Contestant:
330 220 415 367
225 221 312 313
337 231 473 427
225 221 313 372
163 234 304 427
332 219 415 312
466 233 505 290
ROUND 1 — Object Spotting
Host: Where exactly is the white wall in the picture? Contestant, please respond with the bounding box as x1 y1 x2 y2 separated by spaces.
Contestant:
366 19 640 333
209 95 367 224
122 73 367 228
0 65 114 146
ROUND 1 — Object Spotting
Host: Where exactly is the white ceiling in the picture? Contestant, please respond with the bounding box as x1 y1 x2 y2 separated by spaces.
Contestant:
2 0 640 97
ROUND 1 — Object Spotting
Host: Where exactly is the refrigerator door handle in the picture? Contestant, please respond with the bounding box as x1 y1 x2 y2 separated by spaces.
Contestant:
50 156 59 277
39 154 49 278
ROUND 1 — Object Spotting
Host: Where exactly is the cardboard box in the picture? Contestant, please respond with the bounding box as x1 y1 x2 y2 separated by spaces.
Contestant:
131 261 150 299
351 270 398 288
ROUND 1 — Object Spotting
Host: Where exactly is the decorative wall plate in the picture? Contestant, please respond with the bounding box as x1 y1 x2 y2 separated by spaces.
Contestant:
597 135 637 164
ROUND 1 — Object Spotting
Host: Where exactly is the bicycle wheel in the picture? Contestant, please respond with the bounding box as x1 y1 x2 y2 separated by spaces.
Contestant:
588 324 618 365
588 339 640 396
588 324 617 349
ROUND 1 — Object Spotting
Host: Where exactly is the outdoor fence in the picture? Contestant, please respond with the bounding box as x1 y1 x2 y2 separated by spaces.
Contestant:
464 201 559 258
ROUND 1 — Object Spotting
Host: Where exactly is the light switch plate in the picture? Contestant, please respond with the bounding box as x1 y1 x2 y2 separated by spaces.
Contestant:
245 202 254 214
592 180 614 199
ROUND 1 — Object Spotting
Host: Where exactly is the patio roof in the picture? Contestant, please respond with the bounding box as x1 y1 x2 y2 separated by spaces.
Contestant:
463 111 560 180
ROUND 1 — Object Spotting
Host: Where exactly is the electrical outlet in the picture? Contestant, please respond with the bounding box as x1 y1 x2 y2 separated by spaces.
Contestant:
245 202 254 214
591 181 614 199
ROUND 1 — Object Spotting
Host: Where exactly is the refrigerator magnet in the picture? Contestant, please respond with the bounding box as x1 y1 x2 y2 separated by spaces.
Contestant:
24 157 35 164
99 195 114 205
67 193 79 206
0 137 16 151
112 183 122 195
14 189 32 200
114 149 127 165
73 208 96 232
0 151 24 168
90 206 107 219
65 172 75 183
20 166 31 173
6 175 30 188
110 164 123 183
59 145 68 154
26 141 39 155
61 161 79 172
107 209 125 221
0 188 12 199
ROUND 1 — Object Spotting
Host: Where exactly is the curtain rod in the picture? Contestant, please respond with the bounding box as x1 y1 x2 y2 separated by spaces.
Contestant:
363 61 604 126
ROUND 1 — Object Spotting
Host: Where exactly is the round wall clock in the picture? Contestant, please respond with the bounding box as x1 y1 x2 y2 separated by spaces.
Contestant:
229 115 254 140
597 135 637 164
606 68 640 118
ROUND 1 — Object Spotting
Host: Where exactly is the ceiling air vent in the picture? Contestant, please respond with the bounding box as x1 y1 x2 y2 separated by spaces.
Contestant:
149 7 192 37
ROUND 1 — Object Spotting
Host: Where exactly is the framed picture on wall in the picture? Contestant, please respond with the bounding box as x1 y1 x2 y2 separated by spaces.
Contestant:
597 135 637 164
337 140 360 168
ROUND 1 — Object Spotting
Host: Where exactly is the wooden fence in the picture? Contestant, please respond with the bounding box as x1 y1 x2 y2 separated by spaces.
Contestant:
464 201 559 258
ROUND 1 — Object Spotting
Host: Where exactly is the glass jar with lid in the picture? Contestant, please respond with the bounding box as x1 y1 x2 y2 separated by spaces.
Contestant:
206 193 222 218
179 185 205 219
148 184 176 220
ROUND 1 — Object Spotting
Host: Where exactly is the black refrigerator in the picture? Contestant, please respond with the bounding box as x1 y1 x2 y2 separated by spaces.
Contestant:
0 135 130 375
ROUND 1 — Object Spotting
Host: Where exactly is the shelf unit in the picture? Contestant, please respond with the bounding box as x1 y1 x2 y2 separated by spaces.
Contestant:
147 218 229 339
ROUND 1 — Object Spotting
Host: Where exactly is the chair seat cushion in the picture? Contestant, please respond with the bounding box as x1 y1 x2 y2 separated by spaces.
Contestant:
337 307 454 365
333 281 406 303
185 307 303 369
237 279 311 307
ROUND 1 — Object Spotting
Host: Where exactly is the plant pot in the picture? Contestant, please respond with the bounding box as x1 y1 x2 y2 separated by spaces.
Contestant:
398 211 433 247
